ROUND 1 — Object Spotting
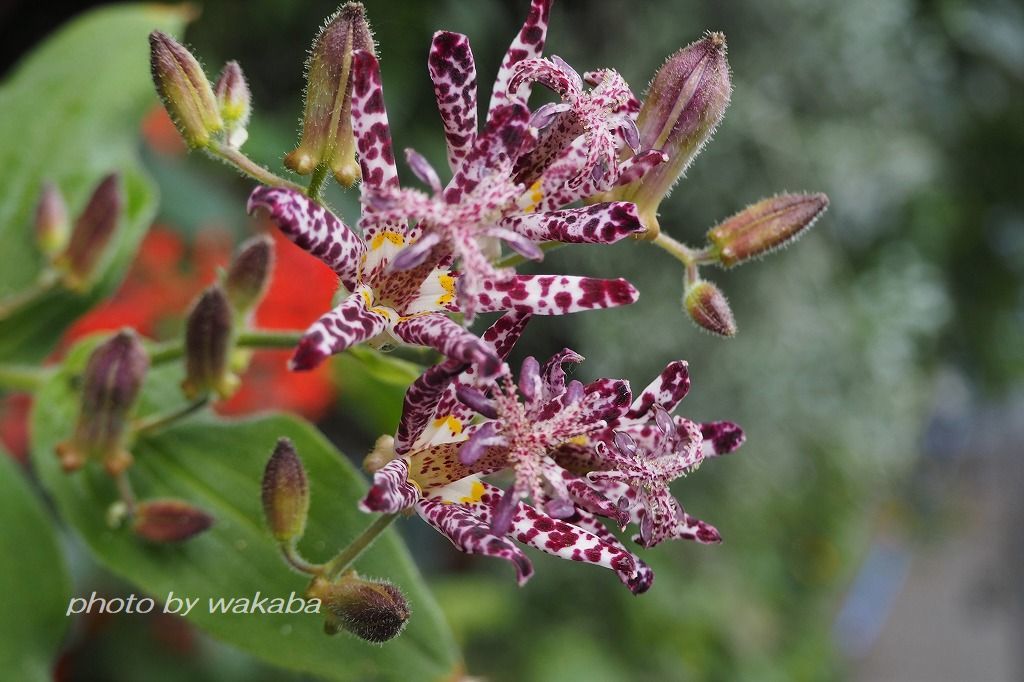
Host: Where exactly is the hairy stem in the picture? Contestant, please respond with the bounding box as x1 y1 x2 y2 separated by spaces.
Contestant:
307 164 330 201
280 542 322 575
320 513 399 580
0 364 52 392
208 142 305 192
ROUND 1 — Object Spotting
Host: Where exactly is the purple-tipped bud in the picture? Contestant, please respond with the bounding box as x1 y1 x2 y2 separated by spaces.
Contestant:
708 193 829 267
284 2 375 186
55 174 122 291
224 234 274 315
55 330 148 475
261 438 310 544
683 279 736 337
149 31 223 148
181 286 238 400
35 182 69 258
622 33 731 235
214 61 252 148
133 499 214 543
455 385 499 419
309 575 410 643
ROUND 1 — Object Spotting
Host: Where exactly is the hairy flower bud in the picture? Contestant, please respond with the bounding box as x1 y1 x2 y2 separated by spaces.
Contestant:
214 61 252 148
309 575 410 643
224 234 274 315
708 193 829 267
133 499 214 543
34 182 69 259
55 174 122 291
182 286 238 400
620 33 731 236
55 330 149 474
284 2 375 185
261 438 310 544
684 279 736 337
149 31 223 148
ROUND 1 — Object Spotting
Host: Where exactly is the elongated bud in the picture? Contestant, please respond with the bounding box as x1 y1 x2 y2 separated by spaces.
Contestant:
55 330 149 474
708 193 829 267
309 575 410 643
262 438 310 543
684 279 736 337
622 33 731 236
182 286 238 400
363 434 396 474
149 31 223 148
224 234 274 315
214 61 252 148
133 499 213 543
284 2 375 186
35 182 69 258
55 174 122 291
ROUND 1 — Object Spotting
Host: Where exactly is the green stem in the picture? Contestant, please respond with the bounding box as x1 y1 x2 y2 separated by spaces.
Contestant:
0 364 52 392
651 232 698 267
0 271 59 320
320 513 398 580
280 542 322 575
307 164 330 201
208 142 305 192
133 397 209 437
495 241 566 269
150 329 305 367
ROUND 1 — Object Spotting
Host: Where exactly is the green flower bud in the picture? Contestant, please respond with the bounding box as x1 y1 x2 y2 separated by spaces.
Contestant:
262 438 310 544
55 174 122 292
683 279 736 337
133 499 214 543
182 286 238 400
309 574 410 643
284 2 375 186
708 193 829 267
55 330 148 474
620 33 731 236
224 234 274 316
214 60 252 148
34 182 69 259
149 31 223 148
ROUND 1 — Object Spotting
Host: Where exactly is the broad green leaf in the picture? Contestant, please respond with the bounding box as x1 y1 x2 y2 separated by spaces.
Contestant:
0 5 190 362
31 338 460 682
336 347 424 437
0 448 72 682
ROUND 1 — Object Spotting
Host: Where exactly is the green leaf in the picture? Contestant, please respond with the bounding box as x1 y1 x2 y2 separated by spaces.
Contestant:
0 5 190 363
0 448 72 682
30 338 460 682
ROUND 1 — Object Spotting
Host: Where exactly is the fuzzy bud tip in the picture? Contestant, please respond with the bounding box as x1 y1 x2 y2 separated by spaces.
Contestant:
684 280 737 337
133 499 214 543
309 575 410 643
149 30 223 148
224 234 274 315
261 438 310 544
708 193 830 267
181 286 237 400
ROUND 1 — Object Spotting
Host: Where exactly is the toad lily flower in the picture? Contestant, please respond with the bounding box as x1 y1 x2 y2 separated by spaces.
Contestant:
553 360 745 547
360 313 653 593
364 11 645 319
249 49 640 374
508 55 652 193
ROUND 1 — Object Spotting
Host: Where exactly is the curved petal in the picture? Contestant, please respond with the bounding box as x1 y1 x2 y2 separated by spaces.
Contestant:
700 420 745 457
416 494 534 586
359 458 419 513
486 0 553 121
247 186 365 291
473 275 639 315
501 202 642 244
393 312 501 377
429 31 479 172
289 288 388 370
625 360 691 419
394 358 467 455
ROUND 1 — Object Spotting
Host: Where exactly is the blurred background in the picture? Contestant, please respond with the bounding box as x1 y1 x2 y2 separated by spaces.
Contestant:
2 0 1022 680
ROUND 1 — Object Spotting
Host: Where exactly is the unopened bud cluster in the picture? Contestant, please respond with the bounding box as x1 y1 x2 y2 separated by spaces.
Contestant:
308 574 410 643
33 174 122 292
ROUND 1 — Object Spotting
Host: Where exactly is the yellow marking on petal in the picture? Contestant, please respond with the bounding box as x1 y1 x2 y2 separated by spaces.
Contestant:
432 415 463 435
459 480 486 504
397 311 431 322
436 273 457 306
523 179 544 213
360 289 373 307
564 435 590 446
370 230 405 250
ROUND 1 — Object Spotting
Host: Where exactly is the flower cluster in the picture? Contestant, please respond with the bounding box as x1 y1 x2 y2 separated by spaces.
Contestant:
148 0 827 604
